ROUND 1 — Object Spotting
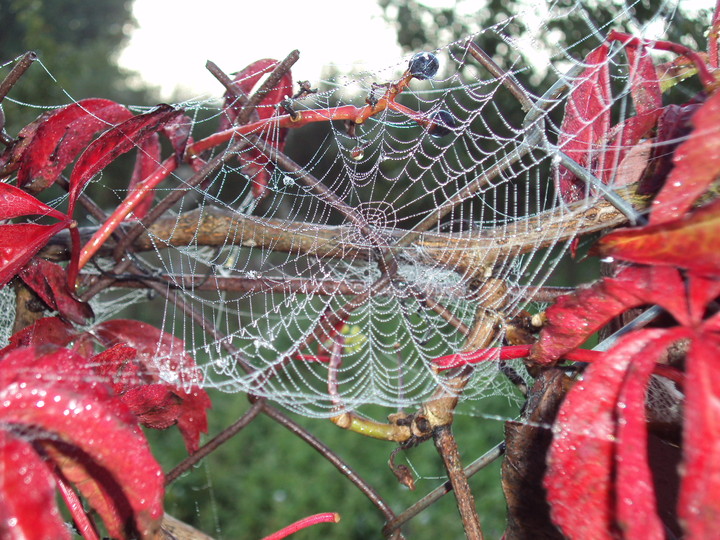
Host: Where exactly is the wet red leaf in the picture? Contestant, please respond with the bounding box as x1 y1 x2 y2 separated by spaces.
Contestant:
639 103 699 196
0 316 77 355
596 197 720 275
531 265 689 363
94 319 211 453
556 43 611 202
650 90 720 224
0 181 67 221
18 258 93 324
15 98 133 193
128 134 161 219
219 59 294 199
67 105 184 216
0 347 164 539
127 113 192 219
545 329 671 539
624 43 662 115
0 432 68 540
678 335 720 537
0 222 69 288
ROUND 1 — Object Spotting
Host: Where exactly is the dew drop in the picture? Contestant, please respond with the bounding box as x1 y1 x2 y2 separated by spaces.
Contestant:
350 146 365 161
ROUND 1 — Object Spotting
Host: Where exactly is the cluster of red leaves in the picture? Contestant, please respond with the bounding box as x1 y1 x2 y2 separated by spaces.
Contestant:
540 32 720 539
435 30 720 538
218 59 294 198
0 53 340 539
0 97 212 537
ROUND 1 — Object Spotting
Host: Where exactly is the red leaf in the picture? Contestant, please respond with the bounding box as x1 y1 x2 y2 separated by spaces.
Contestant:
127 113 192 219
624 43 662 115
94 320 211 453
0 433 68 540
556 44 611 202
596 111 660 187
0 222 69 288
220 59 293 199
128 133 161 219
0 316 77 355
678 335 720 536
545 329 670 538
614 329 685 538
121 384 182 429
639 104 699 196
0 181 68 221
596 198 720 276
650 91 720 224
0 347 164 539
15 99 133 192
531 265 689 363
19 258 93 324
67 105 184 216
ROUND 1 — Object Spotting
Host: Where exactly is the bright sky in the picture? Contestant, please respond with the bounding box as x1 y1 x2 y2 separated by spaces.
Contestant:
119 0 405 100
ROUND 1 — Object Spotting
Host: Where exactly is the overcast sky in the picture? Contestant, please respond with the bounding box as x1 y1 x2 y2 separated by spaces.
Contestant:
119 0 405 99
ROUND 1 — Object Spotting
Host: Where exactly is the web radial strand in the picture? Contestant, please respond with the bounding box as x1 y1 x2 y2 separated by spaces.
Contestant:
0 1 697 418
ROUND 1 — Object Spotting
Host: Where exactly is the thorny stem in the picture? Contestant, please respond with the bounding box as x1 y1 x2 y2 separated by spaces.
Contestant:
165 400 264 485
382 442 504 537
434 425 484 539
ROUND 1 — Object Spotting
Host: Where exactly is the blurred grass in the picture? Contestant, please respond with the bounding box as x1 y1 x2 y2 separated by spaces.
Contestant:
148 390 518 539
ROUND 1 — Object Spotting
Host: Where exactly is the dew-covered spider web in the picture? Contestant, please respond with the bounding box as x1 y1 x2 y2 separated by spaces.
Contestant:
1 0 710 419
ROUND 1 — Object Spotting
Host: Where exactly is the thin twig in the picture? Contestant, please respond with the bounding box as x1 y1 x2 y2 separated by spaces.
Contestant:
0 51 37 103
236 50 299 126
467 42 533 111
260 403 404 538
433 425 484 539
382 442 504 537
165 400 264 485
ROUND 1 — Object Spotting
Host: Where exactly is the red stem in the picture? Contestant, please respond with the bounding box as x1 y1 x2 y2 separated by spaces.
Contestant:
261 512 340 540
77 157 178 270
607 30 715 87
54 468 100 540
434 344 684 384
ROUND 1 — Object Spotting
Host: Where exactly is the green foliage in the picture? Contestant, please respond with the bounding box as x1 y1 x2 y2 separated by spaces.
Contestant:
151 391 514 539
0 0 154 133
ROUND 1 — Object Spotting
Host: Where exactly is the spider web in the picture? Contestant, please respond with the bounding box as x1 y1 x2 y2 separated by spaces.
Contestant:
2 0 706 419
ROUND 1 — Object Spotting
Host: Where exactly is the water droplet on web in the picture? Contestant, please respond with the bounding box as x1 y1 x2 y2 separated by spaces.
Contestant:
350 146 365 161
283 176 295 186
